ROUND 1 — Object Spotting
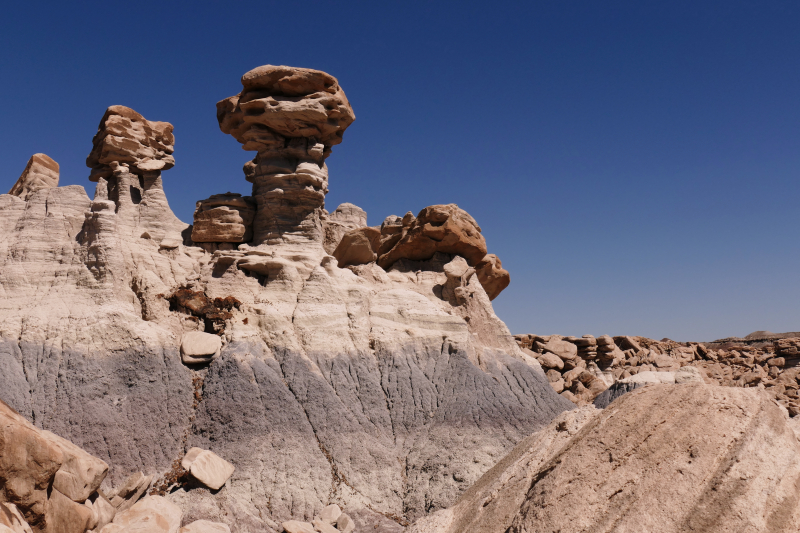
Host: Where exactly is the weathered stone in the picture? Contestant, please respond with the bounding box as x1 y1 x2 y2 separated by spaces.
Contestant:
100 496 181 533
8 154 59 200
43 430 108 502
323 203 368 254
180 332 222 364
0 399 63 530
332 227 380 267
192 193 256 243
85 493 116 533
317 504 341 524
536 352 564 370
45 489 93 533
178 519 231 533
0 503 31 533
181 448 234 491
311 518 338 533
86 106 175 182
474 254 510 300
335 513 355 533
108 472 153 513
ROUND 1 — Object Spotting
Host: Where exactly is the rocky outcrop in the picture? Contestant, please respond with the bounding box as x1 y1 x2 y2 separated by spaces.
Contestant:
217 66 356 245
8 154 59 200
0 65 572 532
376 205 509 300
410 383 800 533
332 227 380 268
191 194 255 244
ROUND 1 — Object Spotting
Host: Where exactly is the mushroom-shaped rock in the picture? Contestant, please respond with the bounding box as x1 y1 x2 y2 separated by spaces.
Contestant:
8 154 59 200
332 227 380 267
179 520 231 533
180 332 222 364
99 496 181 533
217 65 355 245
191 193 256 243
474 254 510 301
86 105 174 182
181 448 234 490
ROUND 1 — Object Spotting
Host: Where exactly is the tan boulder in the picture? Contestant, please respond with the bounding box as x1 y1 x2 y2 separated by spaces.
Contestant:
0 399 63 530
99 496 181 533
180 332 222 364
107 472 153 513
0 503 31 533
323 203 368 254
84 494 116 532
181 448 234 490
335 513 355 533
474 254 510 300
44 488 94 533
178 520 231 533
42 430 108 502
191 193 256 243
332 227 380 267
8 154 59 200
311 519 338 533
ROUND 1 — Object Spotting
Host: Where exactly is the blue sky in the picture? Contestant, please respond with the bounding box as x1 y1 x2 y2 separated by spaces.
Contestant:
1 1 798 341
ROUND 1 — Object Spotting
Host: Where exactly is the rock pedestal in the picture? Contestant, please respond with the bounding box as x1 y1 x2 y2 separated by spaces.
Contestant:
217 65 356 245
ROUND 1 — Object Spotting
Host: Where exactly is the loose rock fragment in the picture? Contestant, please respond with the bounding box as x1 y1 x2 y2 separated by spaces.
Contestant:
180 332 222 364
181 448 235 490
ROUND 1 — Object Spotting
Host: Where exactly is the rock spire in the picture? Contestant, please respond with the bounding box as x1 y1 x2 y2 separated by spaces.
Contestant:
216 65 355 245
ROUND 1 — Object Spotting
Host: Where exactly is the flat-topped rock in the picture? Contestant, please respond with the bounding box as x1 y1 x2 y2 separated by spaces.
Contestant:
192 193 256 243
181 448 234 490
180 332 222 364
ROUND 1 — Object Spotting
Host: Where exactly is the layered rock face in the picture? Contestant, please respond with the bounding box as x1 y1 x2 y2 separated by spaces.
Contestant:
410 383 800 533
217 65 355 245
8 154 59 200
0 66 570 532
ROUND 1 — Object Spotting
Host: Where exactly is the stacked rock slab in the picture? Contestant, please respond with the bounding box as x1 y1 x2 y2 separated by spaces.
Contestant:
191 193 256 243
8 154 59 200
216 65 356 245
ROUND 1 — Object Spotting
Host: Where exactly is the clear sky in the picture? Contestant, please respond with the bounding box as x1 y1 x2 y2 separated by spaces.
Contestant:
1 1 798 341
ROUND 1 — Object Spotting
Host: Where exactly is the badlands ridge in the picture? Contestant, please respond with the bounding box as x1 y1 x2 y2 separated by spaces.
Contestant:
1 65 800 533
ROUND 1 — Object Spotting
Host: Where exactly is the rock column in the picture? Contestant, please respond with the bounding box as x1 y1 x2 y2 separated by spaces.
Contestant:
216 65 355 245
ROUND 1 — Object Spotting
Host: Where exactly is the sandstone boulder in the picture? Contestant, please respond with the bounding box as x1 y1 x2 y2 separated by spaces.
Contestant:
41 430 108 503
335 514 355 533
323 203 369 254
0 503 31 533
317 504 341 524
281 521 315 533
86 106 175 182
180 332 222 364
191 193 256 243
8 154 59 200
107 472 153 513
332 227 380 267
474 254 510 300
99 496 181 533
181 448 234 490
45 488 94 533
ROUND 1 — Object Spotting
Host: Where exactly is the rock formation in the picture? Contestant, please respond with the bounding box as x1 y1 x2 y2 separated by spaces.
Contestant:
409 383 800 533
8 154 59 200
191 194 255 244
322 203 368 254
515 332 800 414
217 65 356 245
0 65 569 532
